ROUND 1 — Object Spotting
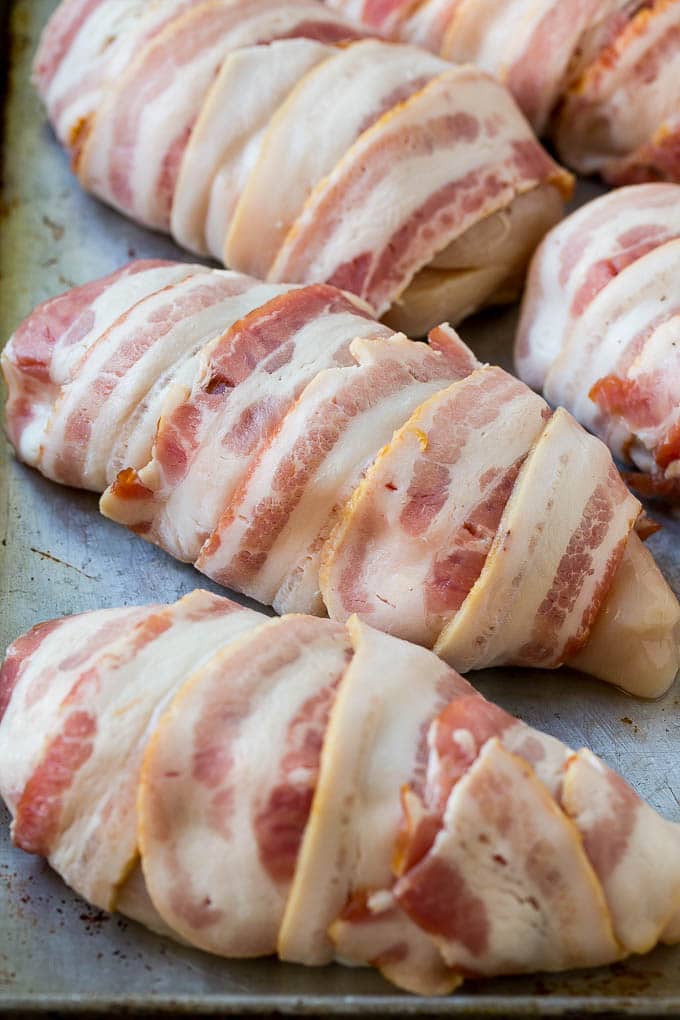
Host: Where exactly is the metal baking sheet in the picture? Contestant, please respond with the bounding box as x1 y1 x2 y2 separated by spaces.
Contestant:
1 0 679 1013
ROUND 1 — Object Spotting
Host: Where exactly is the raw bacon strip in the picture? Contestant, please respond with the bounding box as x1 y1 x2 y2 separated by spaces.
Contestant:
554 0 680 178
435 408 641 673
1 260 203 465
328 669 571 991
172 39 333 257
394 739 620 975
39 270 267 491
76 0 363 229
515 183 680 390
100 285 387 563
278 617 466 965
605 110 680 184
543 238 680 469
441 0 625 134
320 363 550 646
561 749 680 954
226 39 448 278
517 187 680 495
269 67 571 316
196 333 470 613
330 895 462 996
0 606 153 813
102 279 293 493
139 616 351 956
11 591 261 910
33 0 202 149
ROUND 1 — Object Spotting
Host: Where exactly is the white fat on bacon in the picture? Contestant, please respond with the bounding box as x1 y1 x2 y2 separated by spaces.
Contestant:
172 39 333 257
2 601 680 991
76 0 362 229
560 749 680 955
394 739 620 975
1 261 206 466
554 0 680 179
435 408 641 672
100 286 387 563
515 183 680 390
8 591 261 911
0 606 153 814
139 615 351 956
38 270 272 491
278 617 466 965
330 895 462 996
33 0 161 145
320 363 549 646
268 66 571 318
196 334 471 612
440 0 621 133
543 238 680 468
225 39 449 279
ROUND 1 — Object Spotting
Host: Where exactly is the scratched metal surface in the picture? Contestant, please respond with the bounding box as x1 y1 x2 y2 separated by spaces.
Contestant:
1 0 680 1014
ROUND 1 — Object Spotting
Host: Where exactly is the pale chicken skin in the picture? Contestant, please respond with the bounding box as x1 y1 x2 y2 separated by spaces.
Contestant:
1 598 679 994
3 265 679 696
33 0 572 334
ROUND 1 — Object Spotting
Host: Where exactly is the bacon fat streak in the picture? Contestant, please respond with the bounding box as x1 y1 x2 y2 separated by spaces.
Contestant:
328 0 680 184
3 264 679 696
33 0 571 335
0 598 679 994
516 183 680 504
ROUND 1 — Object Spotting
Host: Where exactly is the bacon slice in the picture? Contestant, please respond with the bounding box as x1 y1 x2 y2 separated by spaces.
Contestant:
268 67 571 317
330 894 462 996
196 333 471 612
278 617 467 965
11 591 261 910
100 285 387 563
320 362 550 645
37 270 271 491
394 739 620 975
32 0 197 148
435 408 641 673
554 0 680 179
139 616 351 956
561 748 680 955
0 606 153 813
76 0 363 229
327 676 571 990
515 183 680 390
542 237 680 473
1 260 204 466
171 39 333 257
226 39 448 279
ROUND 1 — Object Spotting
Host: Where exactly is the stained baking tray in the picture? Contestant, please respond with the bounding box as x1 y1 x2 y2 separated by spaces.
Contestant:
1 0 680 1014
